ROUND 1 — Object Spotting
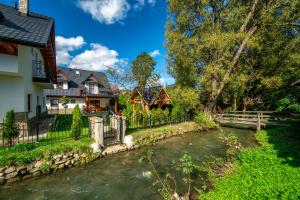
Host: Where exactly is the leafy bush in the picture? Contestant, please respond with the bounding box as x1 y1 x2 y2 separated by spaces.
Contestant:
194 112 217 128
3 110 19 146
71 105 82 140
276 98 300 112
171 105 185 122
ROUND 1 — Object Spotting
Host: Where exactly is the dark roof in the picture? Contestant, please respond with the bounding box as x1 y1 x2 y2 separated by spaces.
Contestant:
45 67 114 97
136 86 163 105
0 3 53 48
57 67 110 88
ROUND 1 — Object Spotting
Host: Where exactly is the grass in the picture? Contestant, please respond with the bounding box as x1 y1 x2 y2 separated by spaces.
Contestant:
0 138 92 167
203 126 300 199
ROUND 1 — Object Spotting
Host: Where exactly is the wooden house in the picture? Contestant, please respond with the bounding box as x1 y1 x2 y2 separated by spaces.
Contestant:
128 86 172 112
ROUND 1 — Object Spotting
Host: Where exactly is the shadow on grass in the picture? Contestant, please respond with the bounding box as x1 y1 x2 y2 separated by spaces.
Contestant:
263 123 300 167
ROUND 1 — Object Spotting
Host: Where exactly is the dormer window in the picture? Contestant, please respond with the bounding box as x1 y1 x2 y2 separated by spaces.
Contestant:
75 70 80 77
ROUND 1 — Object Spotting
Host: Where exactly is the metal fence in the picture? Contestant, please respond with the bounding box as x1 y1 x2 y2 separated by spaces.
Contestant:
126 112 192 130
0 114 91 147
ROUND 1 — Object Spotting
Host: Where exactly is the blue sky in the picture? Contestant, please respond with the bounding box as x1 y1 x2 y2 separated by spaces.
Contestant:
1 0 175 86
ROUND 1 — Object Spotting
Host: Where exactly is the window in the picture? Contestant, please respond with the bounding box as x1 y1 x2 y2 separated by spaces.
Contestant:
43 97 46 108
50 99 59 107
27 94 32 112
37 96 40 106
89 84 95 90
70 99 76 104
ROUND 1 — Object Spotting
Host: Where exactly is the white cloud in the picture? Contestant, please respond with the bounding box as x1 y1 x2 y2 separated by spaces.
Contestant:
77 0 130 25
134 0 156 10
56 36 85 65
149 50 160 57
159 77 175 86
69 43 126 71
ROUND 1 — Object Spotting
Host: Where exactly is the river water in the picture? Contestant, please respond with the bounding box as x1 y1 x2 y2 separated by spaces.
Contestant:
0 127 256 200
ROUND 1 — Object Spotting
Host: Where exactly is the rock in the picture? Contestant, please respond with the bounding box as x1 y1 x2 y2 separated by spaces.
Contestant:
16 166 27 172
71 159 75 165
32 171 41 177
0 167 6 173
34 161 44 168
26 164 33 171
55 160 66 165
0 173 3 177
22 174 32 180
81 153 87 158
20 170 27 175
4 166 15 174
6 177 20 184
0 177 5 184
5 172 18 179
53 154 62 160
65 160 71 166
63 155 68 159
29 168 40 174
124 135 134 149
74 154 79 158
58 164 64 169
90 142 101 153
68 153 73 157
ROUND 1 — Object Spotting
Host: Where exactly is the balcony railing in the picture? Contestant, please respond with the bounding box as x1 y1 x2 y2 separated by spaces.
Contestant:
32 60 46 79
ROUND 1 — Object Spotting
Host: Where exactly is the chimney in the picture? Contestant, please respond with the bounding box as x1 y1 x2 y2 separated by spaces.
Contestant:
19 0 29 15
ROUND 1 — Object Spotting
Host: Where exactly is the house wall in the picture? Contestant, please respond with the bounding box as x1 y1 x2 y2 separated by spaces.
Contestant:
0 45 47 121
0 54 19 75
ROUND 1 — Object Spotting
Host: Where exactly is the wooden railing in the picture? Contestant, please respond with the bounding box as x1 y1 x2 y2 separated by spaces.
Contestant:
214 111 300 131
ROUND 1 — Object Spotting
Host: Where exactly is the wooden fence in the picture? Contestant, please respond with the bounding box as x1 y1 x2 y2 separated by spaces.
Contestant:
214 111 300 131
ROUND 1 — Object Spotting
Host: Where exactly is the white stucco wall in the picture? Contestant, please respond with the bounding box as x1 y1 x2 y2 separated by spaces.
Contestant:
0 54 19 75
0 45 47 121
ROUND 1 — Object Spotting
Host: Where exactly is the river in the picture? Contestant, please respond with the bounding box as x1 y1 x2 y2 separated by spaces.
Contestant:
0 127 256 200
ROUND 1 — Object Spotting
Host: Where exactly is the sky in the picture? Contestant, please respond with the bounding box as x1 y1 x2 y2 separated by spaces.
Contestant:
1 0 175 86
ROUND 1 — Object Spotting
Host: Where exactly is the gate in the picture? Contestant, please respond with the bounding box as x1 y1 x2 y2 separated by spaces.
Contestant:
89 114 126 147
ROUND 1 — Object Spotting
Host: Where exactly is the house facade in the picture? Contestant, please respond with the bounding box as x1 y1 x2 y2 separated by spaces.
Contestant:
128 86 172 112
45 67 118 114
0 1 57 124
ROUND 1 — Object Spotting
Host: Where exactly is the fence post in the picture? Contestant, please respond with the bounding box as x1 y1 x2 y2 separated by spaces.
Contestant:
257 112 261 131
120 117 126 144
94 117 104 147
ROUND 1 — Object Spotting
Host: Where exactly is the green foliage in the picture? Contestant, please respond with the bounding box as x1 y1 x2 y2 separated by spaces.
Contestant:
59 96 69 114
131 52 157 87
71 105 82 140
169 86 200 113
171 105 185 122
166 0 300 111
194 112 217 128
3 110 19 146
0 138 92 166
276 98 300 112
219 132 242 160
204 127 300 199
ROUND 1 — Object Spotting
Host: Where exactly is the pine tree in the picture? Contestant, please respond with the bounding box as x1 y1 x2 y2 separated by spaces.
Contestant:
3 110 19 146
71 105 82 140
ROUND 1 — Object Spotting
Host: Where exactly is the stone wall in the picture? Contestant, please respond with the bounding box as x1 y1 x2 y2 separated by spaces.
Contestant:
0 150 100 185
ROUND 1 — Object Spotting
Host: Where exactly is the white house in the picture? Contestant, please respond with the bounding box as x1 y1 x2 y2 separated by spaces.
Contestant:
0 1 57 126
45 67 118 114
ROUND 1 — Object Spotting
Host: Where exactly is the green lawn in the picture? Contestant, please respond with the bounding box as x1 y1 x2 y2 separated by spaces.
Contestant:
204 126 300 199
128 121 201 143
0 138 92 167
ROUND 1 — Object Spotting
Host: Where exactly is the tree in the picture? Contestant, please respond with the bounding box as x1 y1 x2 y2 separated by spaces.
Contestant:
166 0 300 112
71 105 82 140
3 110 19 146
131 52 157 88
59 96 69 114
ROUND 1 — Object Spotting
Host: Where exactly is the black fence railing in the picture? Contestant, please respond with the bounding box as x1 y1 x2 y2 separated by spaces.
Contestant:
125 113 192 130
0 114 91 147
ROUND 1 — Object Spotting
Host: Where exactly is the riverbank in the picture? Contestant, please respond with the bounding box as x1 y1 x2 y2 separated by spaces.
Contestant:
129 121 217 146
0 121 210 185
203 126 300 199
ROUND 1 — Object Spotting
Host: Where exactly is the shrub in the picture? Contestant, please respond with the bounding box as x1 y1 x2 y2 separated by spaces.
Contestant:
194 112 217 128
171 105 185 122
3 110 19 146
162 108 170 123
276 98 300 112
71 105 82 140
